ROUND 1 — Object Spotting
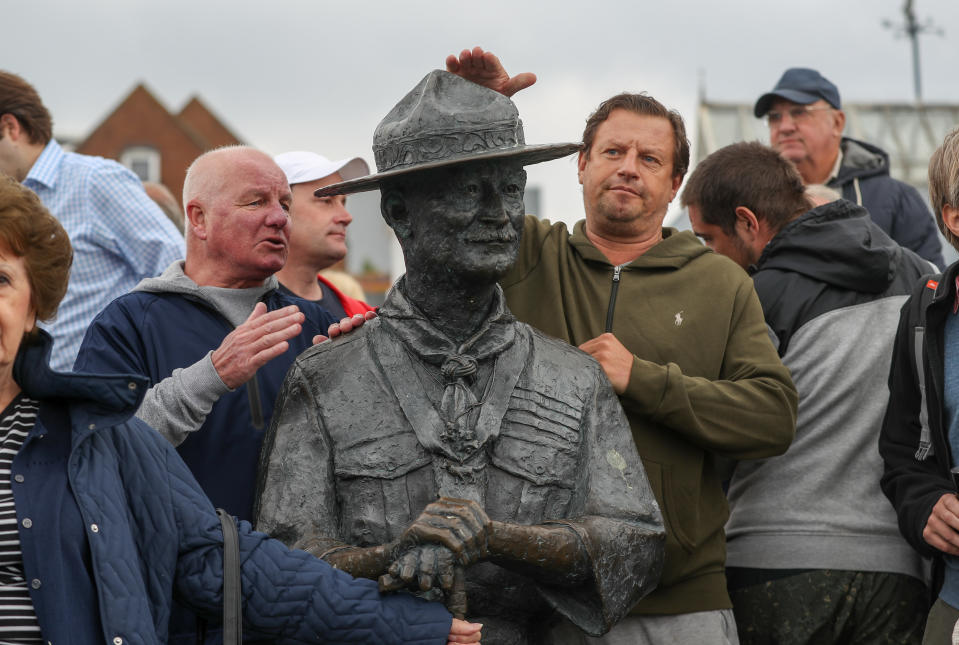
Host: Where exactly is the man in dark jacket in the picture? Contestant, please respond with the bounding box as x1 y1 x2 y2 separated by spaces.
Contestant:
685 141 930 644
755 67 944 268
74 146 342 644
880 127 959 643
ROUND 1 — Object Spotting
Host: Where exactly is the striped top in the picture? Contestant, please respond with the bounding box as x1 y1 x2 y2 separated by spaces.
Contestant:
0 395 42 643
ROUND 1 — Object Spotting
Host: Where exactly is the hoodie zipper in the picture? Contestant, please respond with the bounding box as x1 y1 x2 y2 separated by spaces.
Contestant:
605 265 624 333
247 375 264 430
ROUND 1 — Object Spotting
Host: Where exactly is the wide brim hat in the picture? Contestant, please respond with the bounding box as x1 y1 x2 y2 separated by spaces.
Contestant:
315 70 580 197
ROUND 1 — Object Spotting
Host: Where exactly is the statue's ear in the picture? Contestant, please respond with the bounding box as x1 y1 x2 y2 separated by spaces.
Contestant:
381 188 412 240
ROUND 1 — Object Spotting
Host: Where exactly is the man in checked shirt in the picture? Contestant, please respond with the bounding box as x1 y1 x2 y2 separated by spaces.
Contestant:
0 70 184 371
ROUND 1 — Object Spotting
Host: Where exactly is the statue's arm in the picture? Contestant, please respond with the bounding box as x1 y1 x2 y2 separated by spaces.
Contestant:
487 520 591 585
254 363 340 549
395 498 590 584
255 358 409 582
298 537 399 581
533 374 665 634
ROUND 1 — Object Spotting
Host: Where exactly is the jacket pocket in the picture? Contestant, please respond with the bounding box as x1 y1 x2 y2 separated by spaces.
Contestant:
333 431 432 480
643 459 697 554
333 433 434 546
488 420 579 524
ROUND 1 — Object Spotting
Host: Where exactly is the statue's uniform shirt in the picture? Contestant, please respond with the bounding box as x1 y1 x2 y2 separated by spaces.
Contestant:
255 282 664 643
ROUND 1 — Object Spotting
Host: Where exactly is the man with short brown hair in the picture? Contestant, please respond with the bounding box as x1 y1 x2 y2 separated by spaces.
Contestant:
0 70 184 370
450 48 798 643
755 67 944 268
684 141 929 645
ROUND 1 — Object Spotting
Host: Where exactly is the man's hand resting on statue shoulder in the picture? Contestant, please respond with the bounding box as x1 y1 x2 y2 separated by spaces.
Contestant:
579 332 634 394
313 310 378 344
445 46 536 98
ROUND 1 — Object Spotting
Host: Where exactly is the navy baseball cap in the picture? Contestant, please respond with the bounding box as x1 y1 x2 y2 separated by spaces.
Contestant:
754 68 841 118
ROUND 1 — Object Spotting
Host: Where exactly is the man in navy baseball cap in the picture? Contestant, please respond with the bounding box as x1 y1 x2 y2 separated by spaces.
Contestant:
754 67 943 267
754 67 841 117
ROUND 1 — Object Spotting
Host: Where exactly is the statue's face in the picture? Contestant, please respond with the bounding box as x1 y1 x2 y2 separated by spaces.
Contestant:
403 160 527 282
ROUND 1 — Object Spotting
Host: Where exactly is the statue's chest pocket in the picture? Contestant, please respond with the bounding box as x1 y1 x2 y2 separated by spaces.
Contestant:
490 422 581 487
333 431 431 480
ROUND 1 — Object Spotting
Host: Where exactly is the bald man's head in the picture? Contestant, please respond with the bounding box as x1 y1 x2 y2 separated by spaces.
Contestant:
182 146 293 288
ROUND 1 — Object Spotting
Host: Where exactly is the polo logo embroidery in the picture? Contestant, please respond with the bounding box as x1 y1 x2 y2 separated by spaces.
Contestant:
674 311 684 326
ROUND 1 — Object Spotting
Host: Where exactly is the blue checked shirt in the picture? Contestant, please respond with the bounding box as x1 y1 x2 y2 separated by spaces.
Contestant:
24 141 185 371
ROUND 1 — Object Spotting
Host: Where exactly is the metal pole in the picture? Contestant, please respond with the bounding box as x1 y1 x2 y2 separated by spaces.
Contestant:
904 0 922 101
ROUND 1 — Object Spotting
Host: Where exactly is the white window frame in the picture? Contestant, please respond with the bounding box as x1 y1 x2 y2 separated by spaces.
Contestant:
120 145 161 182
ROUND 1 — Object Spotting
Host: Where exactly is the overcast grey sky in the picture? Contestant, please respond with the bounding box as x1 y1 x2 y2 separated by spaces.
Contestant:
5 0 959 227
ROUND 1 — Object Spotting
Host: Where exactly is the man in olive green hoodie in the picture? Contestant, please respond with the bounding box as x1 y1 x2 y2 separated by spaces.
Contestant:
449 48 798 643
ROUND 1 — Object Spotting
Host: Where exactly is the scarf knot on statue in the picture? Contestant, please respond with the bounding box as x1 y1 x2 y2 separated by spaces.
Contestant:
379 279 515 457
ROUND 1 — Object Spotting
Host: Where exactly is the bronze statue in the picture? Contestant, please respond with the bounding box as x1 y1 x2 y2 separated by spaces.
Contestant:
253 70 664 644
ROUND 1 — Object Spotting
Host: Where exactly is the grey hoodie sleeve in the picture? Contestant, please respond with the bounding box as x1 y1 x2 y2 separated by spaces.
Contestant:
136 351 233 446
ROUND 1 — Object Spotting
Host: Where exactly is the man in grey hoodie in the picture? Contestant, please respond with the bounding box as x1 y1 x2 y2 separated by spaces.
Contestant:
684 141 929 645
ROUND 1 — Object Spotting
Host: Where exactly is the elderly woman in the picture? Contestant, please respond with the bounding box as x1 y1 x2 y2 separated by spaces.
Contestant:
0 175 481 644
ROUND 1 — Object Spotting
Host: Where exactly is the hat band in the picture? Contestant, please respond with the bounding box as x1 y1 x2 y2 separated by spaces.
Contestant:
374 125 525 173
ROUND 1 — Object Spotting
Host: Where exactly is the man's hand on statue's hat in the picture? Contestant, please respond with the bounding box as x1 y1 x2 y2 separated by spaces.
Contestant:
445 46 536 98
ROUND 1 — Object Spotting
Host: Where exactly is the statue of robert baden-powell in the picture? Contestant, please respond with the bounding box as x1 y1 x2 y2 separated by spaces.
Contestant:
253 70 665 643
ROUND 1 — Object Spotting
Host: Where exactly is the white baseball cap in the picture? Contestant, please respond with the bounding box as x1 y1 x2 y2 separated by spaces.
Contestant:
274 151 370 186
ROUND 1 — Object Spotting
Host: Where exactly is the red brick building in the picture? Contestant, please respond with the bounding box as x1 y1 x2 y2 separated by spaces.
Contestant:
75 84 243 204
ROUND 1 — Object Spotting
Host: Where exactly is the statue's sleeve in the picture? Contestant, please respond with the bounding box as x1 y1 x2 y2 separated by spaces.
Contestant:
539 370 665 636
253 360 340 551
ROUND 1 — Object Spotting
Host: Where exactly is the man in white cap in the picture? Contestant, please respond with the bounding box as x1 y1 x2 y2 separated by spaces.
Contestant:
274 151 376 319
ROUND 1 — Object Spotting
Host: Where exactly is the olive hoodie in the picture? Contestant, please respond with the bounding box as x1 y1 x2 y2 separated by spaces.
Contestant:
501 216 797 615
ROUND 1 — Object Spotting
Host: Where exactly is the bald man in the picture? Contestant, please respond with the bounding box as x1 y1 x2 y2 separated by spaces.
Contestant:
75 147 344 644
75 146 338 521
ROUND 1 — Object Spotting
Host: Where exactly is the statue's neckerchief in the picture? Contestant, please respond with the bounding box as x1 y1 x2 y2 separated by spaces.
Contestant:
374 279 528 463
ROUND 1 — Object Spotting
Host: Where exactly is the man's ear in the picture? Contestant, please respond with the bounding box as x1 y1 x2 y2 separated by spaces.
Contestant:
833 109 846 137
381 189 412 240
185 201 208 240
669 173 682 201
734 206 760 237
943 204 959 242
577 149 588 185
0 113 22 141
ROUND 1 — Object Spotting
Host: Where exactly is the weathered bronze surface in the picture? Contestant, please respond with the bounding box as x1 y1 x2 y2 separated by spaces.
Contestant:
254 70 665 644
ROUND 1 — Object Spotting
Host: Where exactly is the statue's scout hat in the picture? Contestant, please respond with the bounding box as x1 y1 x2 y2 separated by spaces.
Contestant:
315 70 580 197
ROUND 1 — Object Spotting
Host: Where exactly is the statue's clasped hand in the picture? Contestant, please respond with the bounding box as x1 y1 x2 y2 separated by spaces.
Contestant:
380 543 455 595
378 498 491 619
400 497 492 566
